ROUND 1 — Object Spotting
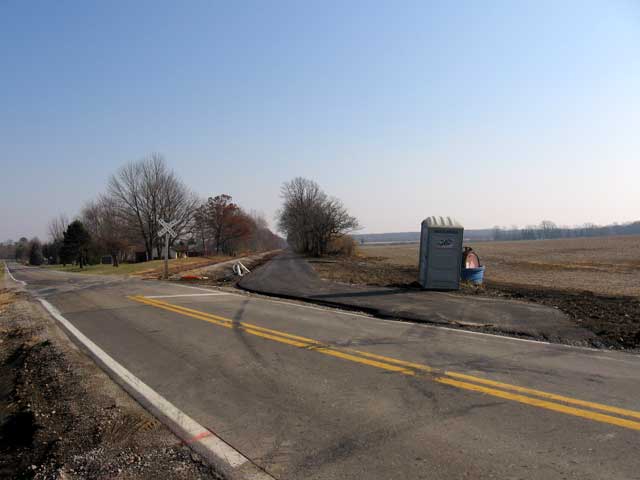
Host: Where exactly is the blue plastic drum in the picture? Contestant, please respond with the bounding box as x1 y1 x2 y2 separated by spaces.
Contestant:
461 265 485 285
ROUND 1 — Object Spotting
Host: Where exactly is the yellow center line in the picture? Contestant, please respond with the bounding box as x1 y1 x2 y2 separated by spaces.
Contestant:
435 377 640 432
443 371 640 421
128 295 640 431
345 348 435 372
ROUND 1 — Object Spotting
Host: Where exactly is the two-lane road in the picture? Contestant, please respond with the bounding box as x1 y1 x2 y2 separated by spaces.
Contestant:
6 263 640 479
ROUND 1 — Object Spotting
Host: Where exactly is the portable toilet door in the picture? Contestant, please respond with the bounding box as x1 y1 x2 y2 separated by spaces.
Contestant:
418 216 464 290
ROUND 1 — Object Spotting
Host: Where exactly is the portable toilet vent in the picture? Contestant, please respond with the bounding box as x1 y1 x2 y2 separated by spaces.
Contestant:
418 216 464 290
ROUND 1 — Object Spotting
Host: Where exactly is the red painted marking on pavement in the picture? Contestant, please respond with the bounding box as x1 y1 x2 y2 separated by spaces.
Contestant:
185 430 213 444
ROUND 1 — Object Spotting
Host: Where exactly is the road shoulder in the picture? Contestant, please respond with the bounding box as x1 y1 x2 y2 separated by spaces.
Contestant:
0 286 224 479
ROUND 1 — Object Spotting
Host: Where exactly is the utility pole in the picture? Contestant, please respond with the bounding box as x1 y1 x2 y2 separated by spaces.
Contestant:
158 219 177 280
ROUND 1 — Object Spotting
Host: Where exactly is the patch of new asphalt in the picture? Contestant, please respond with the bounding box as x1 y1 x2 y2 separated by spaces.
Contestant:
238 252 595 345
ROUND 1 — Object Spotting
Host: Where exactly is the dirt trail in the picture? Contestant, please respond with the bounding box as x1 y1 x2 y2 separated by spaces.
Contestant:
0 289 224 480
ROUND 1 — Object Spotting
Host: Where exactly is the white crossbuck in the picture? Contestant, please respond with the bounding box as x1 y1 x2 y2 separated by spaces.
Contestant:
158 219 177 238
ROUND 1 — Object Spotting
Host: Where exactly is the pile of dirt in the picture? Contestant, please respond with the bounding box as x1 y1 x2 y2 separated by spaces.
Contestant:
0 289 224 480
308 256 640 350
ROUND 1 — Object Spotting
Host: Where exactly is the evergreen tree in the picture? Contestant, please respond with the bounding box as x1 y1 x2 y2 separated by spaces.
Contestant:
62 221 92 268
28 238 44 266
14 237 29 262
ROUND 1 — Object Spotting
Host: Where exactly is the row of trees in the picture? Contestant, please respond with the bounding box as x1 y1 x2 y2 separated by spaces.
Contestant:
1 221 94 267
192 195 278 256
277 177 359 256
17 154 285 267
2 164 359 265
492 220 640 241
1 237 44 265
100 155 283 261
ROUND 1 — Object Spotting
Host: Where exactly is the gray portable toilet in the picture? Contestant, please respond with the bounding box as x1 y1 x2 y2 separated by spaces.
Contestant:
418 216 464 290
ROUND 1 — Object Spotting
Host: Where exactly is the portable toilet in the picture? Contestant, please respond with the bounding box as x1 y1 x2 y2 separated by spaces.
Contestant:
418 216 464 290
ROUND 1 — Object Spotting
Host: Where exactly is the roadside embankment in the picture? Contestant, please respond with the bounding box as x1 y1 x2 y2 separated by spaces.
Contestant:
0 287 224 479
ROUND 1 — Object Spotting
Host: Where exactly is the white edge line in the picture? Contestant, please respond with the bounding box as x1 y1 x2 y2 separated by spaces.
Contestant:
145 293 228 299
37 297 274 480
4 261 27 285
169 283 230 293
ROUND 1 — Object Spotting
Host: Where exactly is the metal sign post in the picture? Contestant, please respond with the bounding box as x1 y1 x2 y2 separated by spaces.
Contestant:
158 219 177 280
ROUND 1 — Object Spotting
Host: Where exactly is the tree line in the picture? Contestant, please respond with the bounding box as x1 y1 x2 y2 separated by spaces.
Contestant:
1 161 362 265
491 220 640 241
1 154 285 266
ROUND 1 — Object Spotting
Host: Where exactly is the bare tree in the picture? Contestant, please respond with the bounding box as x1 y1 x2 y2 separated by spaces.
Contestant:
192 204 210 255
107 154 199 260
277 177 359 256
195 194 254 255
247 210 284 251
81 197 130 266
539 220 559 239
48 214 69 243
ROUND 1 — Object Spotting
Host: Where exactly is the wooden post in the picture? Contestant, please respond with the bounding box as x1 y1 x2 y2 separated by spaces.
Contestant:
164 232 170 280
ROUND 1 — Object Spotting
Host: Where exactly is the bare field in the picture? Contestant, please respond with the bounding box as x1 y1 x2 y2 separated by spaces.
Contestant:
359 235 640 297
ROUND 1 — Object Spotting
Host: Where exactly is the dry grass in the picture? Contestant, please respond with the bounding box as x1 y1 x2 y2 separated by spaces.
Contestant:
46 256 232 278
0 290 17 311
360 235 640 297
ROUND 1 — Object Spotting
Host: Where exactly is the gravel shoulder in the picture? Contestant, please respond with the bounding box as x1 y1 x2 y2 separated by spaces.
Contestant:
0 287 224 480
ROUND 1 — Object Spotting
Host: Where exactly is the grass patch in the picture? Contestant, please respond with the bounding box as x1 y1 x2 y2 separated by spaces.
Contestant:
45 257 214 276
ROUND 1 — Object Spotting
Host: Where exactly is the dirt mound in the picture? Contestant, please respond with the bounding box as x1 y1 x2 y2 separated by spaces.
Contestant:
0 290 224 479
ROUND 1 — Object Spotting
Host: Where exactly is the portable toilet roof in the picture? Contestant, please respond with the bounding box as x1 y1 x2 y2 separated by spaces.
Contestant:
422 216 463 229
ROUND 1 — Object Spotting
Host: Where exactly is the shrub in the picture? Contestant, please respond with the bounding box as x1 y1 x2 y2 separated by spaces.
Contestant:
327 235 357 256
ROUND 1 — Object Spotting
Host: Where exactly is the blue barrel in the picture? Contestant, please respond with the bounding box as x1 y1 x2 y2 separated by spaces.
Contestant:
461 265 485 285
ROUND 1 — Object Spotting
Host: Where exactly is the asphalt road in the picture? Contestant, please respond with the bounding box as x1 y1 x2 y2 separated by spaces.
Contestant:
6 263 640 479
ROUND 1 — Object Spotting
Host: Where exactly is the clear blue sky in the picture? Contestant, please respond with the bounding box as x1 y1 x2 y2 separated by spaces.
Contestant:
1 0 639 240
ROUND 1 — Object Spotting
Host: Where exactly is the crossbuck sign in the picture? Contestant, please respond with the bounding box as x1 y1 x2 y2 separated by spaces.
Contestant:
158 219 177 238
158 219 177 279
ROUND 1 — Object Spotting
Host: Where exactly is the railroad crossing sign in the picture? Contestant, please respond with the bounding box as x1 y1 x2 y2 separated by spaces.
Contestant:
158 219 177 279
158 219 177 238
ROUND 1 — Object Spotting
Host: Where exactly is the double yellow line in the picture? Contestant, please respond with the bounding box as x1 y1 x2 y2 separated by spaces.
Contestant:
129 295 640 432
